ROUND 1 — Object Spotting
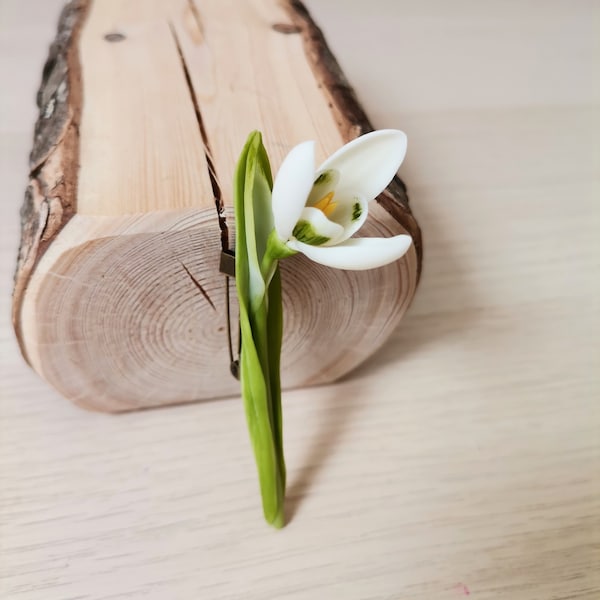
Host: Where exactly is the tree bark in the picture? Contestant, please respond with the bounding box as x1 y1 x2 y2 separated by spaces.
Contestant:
13 0 89 360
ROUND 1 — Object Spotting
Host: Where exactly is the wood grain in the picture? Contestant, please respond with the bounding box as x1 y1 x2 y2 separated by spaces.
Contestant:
1 0 598 599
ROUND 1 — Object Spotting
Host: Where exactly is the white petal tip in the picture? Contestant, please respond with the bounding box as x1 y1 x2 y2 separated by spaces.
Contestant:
318 129 408 203
291 235 412 271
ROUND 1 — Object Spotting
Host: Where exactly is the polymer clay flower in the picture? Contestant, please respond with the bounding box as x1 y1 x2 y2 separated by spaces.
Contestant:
233 130 416 528
271 129 412 270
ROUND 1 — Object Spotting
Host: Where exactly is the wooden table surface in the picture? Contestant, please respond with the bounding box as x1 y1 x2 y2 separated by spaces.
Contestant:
1 1 598 598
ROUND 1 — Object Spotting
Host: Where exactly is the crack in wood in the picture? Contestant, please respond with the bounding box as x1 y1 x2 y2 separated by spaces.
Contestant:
179 261 216 311
168 21 229 253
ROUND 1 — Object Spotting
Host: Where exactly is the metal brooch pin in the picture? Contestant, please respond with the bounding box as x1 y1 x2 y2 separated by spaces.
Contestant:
219 250 240 380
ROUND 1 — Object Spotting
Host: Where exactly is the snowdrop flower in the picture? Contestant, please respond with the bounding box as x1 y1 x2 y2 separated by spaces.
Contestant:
270 130 412 270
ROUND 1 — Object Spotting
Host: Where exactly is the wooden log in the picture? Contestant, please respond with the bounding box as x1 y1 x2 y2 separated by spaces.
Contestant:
13 0 422 412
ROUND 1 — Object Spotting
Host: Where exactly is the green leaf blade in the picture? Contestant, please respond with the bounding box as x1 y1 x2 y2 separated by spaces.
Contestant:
234 131 286 528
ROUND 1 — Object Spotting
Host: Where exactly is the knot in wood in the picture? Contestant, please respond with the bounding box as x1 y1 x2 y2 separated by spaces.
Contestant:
104 32 126 43
272 23 301 34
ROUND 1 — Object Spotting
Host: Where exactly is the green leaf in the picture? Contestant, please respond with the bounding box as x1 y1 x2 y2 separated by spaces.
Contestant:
239 298 284 526
242 133 267 312
266 267 285 489
234 131 285 528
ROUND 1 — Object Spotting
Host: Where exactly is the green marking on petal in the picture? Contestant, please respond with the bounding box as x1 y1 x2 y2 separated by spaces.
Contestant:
313 169 335 186
352 201 362 222
292 220 331 246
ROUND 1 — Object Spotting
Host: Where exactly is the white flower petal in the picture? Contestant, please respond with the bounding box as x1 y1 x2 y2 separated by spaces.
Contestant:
326 194 368 243
318 130 407 202
306 168 340 207
271 141 316 241
292 207 345 246
288 235 412 271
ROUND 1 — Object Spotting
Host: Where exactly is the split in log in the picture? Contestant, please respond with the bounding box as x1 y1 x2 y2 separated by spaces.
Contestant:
13 0 422 412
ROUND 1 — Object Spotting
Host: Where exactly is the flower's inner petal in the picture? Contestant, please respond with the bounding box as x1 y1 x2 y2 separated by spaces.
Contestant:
326 194 368 242
271 141 316 241
292 207 345 246
287 236 413 271
312 191 337 218
306 169 340 209
318 130 407 203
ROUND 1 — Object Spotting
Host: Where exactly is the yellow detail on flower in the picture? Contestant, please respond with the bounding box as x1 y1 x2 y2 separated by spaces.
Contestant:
312 191 338 217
